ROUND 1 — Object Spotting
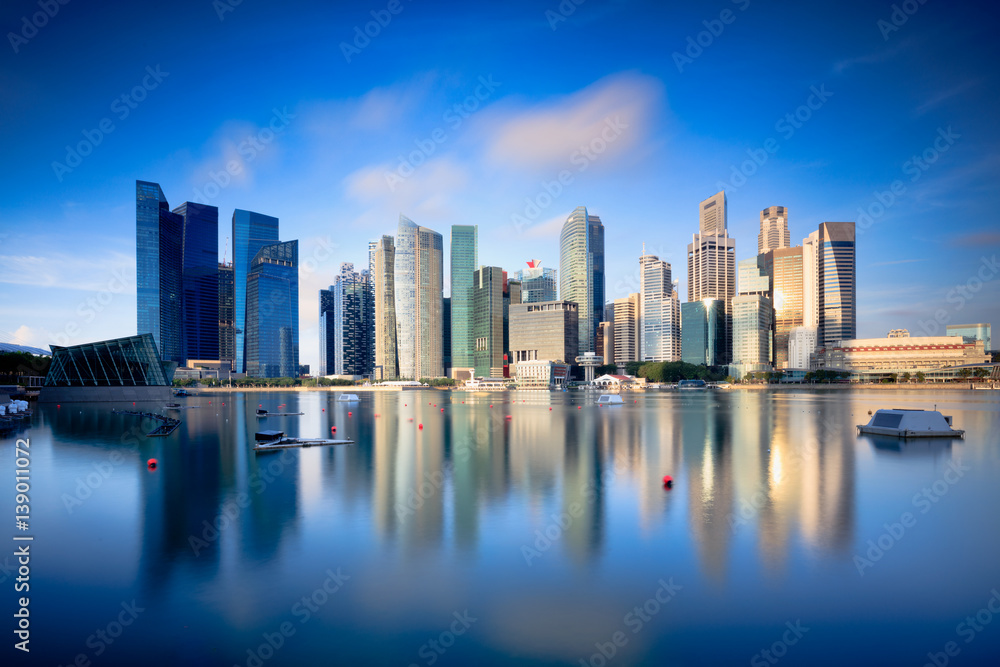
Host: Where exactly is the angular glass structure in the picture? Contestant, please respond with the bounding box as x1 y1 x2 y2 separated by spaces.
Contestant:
173 201 219 362
136 181 183 364
515 261 557 304
681 299 725 367
559 206 605 354
450 225 478 370
233 209 279 373
246 241 298 378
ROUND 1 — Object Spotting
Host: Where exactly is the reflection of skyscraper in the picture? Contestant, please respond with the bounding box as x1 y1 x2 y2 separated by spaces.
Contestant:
817 222 856 348
559 206 605 354
396 215 444 379
684 401 734 582
246 240 298 378
373 236 398 380
688 192 736 364
232 209 279 373
450 225 478 370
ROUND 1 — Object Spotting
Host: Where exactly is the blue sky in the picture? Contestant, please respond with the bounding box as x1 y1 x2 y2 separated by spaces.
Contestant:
1 0 998 370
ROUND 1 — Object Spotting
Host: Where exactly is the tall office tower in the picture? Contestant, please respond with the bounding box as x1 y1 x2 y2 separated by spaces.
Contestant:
218 262 235 372
233 209 279 373
758 206 790 255
788 326 818 369
395 215 444 379
688 192 736 364
681 299 725 366
817 222 856 348
372 235 398 380
510 301 579 363
503 276 521 376
732 258 773 377
450 225 478 370
640 254 681 362
442 297 451 377
318 287 336 376
596 321 614 365
245 240 298 378
613 293 641 364
472 266 505 378
515 260 558 303
802 230 820 328
136 180 183 363
762 247 804 368
329 263 373 376
559 206 605 354
172 202 219 362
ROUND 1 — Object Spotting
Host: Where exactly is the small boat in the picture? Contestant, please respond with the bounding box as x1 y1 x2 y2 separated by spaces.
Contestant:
337 393 360 402
857 409 964 438
677 379 707 390
596 394 624 405
165 403 182 409
253 430 353 452
174 388 191 397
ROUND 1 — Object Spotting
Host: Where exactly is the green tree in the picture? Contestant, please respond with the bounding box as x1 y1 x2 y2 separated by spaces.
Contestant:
973 367 989 381
915 371 926 382
958 368 973 380
902 372 911 383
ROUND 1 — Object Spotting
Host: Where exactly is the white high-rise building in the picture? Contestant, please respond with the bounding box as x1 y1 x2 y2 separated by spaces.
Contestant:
788 326 819 369
640 253 680 362
758 206 790 255
802 230 820 328
688 191 736 364
395 214 444 379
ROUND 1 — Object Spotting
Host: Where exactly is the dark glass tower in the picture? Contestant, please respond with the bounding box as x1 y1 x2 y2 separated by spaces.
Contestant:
246 241 298 378
450 225 477 370
136 181 183 364
233 209 279 373
319 287 336 376
818 222 857 348
173 202 219 362
559 206 605 354
218 263 235 371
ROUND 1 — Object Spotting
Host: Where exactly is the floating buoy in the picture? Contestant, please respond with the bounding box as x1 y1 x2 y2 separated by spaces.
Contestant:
331 426 336 432
57 404 60 408
348 411 352 417
549 407 552 410
662 475 673 489
322 409 325 412
440 408 444 412
489 404 493 408
634 400 637 404
578 406 582 410
132 402 135 405
418 423 423 430
505 415 512 421
147 459 157 470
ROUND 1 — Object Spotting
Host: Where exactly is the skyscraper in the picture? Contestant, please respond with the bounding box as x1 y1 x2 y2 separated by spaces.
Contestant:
817 222 856 348
372 235 398 380
395 215 444 379
515 260 557 303
802 230 820 329
473 266 505 378
559 206 605 354
218 262 235 372
327 263 374 376
613 293 641 364
763 246 803 368
758 206 790 255
233 209 279 373
450 225 478 371
136 180 182 363
688 192 736 364
681 299 725 366
640 253 681 362
319 287 336 376
731 258 773 378
245 240 298 378
173 202 219 362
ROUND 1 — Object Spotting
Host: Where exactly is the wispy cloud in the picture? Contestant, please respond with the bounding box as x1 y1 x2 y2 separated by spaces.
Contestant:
0 252 135 292
914 79 981 116
870 258 925 266
950 231 1000 248
832 37 916 74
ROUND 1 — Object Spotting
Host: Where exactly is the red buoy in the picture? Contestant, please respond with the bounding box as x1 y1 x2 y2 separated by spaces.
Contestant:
331 426 336 432
440 408 444 412
578 406 582 410
662 475 673 489
147 459 157 470
489 404 493 408
348 411 352 417
549 407 552 410
418 423 423 430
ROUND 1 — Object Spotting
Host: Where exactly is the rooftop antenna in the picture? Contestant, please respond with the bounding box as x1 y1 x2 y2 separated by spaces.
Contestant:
222 236 230 265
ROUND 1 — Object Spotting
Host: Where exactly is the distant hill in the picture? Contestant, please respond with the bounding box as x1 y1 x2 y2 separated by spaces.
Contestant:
0 342 50 356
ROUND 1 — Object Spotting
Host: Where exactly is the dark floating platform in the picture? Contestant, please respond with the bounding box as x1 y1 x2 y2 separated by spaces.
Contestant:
254 430 352 452
113 409 181 437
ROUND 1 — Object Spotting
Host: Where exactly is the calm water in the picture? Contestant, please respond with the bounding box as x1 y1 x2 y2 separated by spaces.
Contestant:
4 389 1000 666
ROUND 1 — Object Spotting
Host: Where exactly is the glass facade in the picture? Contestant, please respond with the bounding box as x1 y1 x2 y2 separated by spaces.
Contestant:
731 294 774 375
330 263 374 376
45 334 173 387
681 299 725 366
136 180 183 364
373 235 398 380
450 225 478 369
764 247 803 368
946 324 992 352
173 202 219 362
218 263 235 371
818 222 856 348
395 215 443 379
232 209 279 373
515 263 557 303
246 241 298 378
473 267 505 377
559 206 605 354
319 287 336 376
640 254 681 362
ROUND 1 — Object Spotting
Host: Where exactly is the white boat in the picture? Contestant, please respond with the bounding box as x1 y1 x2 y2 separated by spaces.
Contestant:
857 409 964 438
596 394 624 405
677 379 707 390
337 393 360 402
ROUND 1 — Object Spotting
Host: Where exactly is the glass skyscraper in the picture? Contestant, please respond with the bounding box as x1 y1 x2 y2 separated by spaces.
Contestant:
395 215 444 379
817 222 856 348
319 287 336 376
246 240 298 378
372 235 398 380
640 254 680 362
233 209 279 373
473 266 505 378
173 202 219 362
218 262 235 372
681 299 725 367
559 206 605 354
450 225 478 371
136 180 183 364
688 191 736 364
326 263 374 376
515 260 557 303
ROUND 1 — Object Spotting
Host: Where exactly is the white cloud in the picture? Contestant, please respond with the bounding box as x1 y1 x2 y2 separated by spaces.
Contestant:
0 252 135 292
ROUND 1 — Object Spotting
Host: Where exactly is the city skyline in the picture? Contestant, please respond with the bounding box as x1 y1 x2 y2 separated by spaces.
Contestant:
3 1 999 374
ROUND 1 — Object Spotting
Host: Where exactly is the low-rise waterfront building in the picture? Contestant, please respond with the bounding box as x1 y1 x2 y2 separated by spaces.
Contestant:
810 335 991 379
